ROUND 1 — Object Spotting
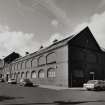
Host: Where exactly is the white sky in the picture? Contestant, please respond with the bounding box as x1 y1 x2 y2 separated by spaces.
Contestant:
0 0 105 58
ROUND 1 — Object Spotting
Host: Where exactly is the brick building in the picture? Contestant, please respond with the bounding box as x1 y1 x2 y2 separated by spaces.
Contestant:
2 27 105 87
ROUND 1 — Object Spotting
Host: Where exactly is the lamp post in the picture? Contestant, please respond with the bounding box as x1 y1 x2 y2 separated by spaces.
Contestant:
70 72 72 87
90 72 95 80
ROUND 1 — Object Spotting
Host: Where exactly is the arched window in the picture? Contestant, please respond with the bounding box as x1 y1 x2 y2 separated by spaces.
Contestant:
21 72 25 78
26 59 32 68
17 62 21 70
31 71 37 79
32 58 37 67
21 61 26 69
46 52 56 64
17 72 20 79
12 64 15 71
11 73 14 79
14 72 16 79
14 64 17 70
38 69 44 79
26 71 30 79
47 68 56 78
38 55 46 66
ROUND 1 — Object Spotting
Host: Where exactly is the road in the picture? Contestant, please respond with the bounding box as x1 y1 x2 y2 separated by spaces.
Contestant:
0 83 105 105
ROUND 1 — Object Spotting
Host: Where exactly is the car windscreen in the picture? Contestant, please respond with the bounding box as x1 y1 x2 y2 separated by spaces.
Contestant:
87 80 98 84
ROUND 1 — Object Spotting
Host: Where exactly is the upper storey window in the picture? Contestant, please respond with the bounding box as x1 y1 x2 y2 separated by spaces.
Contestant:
32 57 37 67
21 61 26 69
26 59 32 68
38 55 46 66
46 52 56 64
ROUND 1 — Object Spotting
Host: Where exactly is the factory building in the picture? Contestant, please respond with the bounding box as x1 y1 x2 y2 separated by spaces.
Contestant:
2 27 105 87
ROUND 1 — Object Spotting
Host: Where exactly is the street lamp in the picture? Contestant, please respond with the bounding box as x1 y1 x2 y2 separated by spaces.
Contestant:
90 72 95 80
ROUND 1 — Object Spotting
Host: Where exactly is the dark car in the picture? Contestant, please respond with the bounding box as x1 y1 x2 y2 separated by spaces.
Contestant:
0 78 5 82
19 79 34 87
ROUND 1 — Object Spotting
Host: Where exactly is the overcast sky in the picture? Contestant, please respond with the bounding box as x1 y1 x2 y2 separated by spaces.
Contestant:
0 0 105 58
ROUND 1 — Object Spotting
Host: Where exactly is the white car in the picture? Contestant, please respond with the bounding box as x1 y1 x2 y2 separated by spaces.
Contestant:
83 80 105 91
19 79 34 86
7 78 17 84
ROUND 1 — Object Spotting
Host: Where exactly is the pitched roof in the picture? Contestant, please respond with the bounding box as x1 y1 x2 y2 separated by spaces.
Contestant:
4 52 20 63
13 26 103 62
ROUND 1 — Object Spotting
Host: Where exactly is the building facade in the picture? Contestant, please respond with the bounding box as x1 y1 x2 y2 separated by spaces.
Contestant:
2 27 105 87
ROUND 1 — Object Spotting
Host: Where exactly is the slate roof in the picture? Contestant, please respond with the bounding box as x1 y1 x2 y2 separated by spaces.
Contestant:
12 26 104 63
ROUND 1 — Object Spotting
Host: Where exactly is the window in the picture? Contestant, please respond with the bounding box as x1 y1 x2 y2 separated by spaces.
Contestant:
17 72 20 79
47 68 56 78
11 73 14 78
38 55 46 66
17 62 21 70
11 65 13 71
32 58 37 67
46 52 56 64
38 69 44 79
14 72 16 79
31 71 37 79
26 71 30 79
21 72 25 78
26 59 32 68
21 61 26 69
14 64 17 70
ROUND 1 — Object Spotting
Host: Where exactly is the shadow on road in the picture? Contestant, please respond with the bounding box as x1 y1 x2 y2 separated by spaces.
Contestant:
4 100 105 105
54 100 105 105
0 96 23 102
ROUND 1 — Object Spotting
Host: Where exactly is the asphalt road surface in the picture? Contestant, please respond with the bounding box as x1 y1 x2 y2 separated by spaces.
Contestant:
0 83 105 105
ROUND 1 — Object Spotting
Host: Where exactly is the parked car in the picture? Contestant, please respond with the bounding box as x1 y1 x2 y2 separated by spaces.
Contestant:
19 79 34 87
83 80 105 91
0 78 4 82
7 78 17 84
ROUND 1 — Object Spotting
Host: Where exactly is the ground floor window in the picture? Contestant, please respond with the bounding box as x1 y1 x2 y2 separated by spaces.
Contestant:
38 69 44 79
26 71 30 79
31 71 36 79
21 72 25 78
14 73 17 79
47 68 56 78
17 72 20 79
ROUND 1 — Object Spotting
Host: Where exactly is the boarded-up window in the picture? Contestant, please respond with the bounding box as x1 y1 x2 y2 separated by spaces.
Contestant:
38 56 46 66
38 69 44 79
17 62 21 70
47 68 56 78
12 65 15 71
32 58 37 67
47 53 56 64
26 59 32 68
21 61 26 69
31 71 37 79
14 64 17 70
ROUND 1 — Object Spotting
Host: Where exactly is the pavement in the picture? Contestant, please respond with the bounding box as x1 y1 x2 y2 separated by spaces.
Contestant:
39 84 85 90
